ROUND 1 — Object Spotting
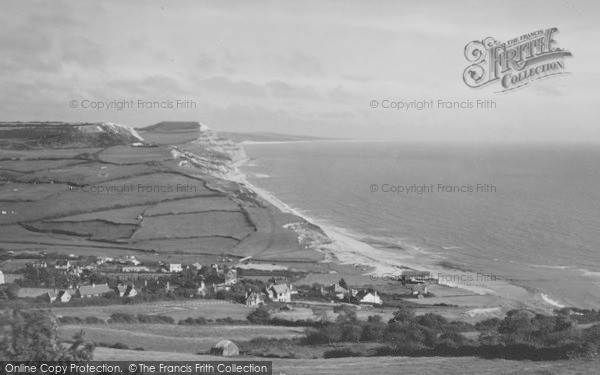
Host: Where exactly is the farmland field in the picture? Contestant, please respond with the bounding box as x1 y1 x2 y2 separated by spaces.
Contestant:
92 347 600 375
145 196 240 216
45 300 251 321
59 324 303 353
50 205 150 225
132 212 253 241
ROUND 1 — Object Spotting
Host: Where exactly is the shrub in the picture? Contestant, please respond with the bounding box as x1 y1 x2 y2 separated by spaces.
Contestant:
323 348 362 358
84 316 104 324
109 312 137 324
247 305 271 324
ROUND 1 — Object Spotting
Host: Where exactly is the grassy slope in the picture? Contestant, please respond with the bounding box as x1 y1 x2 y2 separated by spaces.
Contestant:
93 347 600 375
0 125 322 262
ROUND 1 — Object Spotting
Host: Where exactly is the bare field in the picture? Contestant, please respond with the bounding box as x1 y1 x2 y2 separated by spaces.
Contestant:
132 212 253 241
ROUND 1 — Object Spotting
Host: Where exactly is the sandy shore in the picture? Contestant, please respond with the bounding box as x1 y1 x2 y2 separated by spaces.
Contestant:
227 151 557 314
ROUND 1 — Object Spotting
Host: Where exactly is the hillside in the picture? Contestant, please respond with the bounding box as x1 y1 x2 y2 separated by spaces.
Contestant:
0 122 143 150
0 121 325 265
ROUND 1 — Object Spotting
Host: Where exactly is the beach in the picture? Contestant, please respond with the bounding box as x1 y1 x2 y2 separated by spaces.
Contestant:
227 141 569 314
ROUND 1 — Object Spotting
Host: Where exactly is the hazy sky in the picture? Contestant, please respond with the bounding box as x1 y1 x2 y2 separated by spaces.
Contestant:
1 0 599 142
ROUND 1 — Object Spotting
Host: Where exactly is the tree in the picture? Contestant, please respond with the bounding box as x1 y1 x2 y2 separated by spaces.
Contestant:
390 306 415 324
247 305 271 324
0 310 94 360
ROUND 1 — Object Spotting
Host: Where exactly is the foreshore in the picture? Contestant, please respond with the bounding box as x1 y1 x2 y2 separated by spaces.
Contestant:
226 147 561 315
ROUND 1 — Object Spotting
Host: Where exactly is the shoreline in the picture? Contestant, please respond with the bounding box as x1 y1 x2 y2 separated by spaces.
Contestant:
226 143 563 314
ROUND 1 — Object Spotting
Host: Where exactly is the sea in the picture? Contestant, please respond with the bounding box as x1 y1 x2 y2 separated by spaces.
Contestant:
240 141 600 309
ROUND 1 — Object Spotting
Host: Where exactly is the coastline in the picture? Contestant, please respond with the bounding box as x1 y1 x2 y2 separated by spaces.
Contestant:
226 142 562 314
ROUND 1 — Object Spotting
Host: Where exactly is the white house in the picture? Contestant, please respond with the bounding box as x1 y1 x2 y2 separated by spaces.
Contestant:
76 283 112 298
245 291 266 306
46 290 71 303
168 263 182 273
356 290 382 305
266 283 293 303
225 269 238 285
55 260 70 270
0 270 4 285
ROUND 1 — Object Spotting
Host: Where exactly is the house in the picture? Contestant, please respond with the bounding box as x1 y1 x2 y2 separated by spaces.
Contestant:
225 269 237 285
46 290 71 303
46 291 57 303
245 291 266 306
191 262 203 270
55 260 70 270
168 263 182 273
32 261 48 268
57 290 71 302
0 270 4 285
115 285 127 297
321 283 350 300
197 280 208 297
410 284 428 298
125 285 138 298
115 284 137 297
76 283 112 298
213 283 231 293
355 290 382 305
401 270 430 284
121 266 150 272
266 283 293 303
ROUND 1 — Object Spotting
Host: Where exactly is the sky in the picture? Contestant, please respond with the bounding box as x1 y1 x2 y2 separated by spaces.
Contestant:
1 0 599 142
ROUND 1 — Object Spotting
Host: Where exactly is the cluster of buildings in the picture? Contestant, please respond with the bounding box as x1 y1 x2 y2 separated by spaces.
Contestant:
45 282 138 303
320 281 383 305
244 283 296 306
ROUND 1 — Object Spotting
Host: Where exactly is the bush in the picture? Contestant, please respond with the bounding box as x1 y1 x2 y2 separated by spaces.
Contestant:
84 316 104 324
137 314 174 324
111 342 129 350
109 313 137 324
247 305 271 324
323 348 362 358
179 317 208 325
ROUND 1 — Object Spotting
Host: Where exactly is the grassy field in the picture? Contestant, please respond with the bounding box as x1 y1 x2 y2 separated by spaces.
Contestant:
0 159 88 172
144 196 240 216
92 347 600 374
44 300 251 321
97 146 173 164
132 211 253 241
50 205 150 225
60 324 303 353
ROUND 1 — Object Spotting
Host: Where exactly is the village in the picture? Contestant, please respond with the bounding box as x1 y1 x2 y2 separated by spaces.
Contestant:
0 251 436 308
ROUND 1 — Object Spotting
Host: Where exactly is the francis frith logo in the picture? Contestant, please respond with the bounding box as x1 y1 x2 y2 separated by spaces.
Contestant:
463 28 572 92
